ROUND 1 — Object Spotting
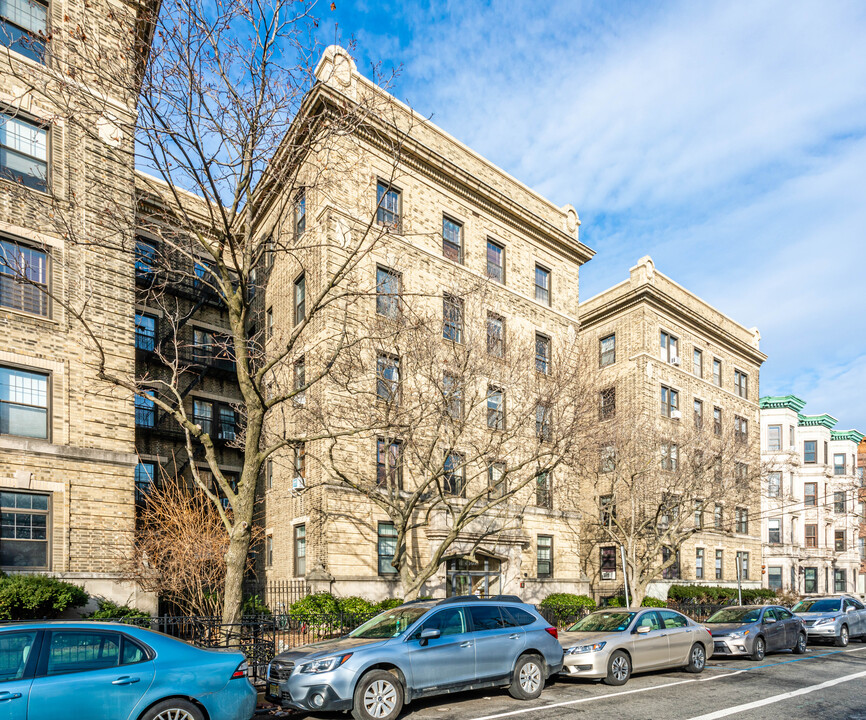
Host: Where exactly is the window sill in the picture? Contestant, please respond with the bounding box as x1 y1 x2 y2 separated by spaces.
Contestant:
0 305 57 325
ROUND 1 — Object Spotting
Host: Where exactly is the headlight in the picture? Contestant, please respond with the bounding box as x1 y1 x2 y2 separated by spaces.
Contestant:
813 617 836 626
727 630 749 639
566 641 606 655
298 653 353 674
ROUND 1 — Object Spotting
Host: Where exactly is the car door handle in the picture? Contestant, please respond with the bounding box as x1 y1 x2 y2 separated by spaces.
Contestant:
459 641 472 648
112 676 140 686
509 634 521 639
0 692 22 701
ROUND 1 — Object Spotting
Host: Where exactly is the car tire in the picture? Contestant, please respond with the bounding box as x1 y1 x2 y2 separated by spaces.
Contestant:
602 650 631 686
792 632 807 654
835 625 849 648
684 643 706 673
352 670 404 720
749 636 765 662
508 653 545 700
140 699 204 720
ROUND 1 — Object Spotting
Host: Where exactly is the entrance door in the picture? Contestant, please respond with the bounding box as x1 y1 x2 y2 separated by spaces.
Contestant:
446 555 502 597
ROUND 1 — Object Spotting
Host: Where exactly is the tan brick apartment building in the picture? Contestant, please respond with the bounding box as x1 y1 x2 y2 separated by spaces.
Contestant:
578 257 767 600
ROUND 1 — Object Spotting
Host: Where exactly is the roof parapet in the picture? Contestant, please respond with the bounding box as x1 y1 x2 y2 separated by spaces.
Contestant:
759 395 807 412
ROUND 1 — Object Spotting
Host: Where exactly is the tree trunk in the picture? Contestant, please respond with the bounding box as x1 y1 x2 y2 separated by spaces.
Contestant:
222 524 251 626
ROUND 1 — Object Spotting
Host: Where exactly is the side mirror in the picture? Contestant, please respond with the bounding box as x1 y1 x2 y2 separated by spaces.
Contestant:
846 607 855 614
764 618 776 624
419 628 440 645
636 625 651 634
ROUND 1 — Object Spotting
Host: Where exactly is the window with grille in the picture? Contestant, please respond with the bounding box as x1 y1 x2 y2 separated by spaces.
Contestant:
0 490 49 569
378 523 398 575
600 546 616 579
0 365 48 438
600 387 616 420
0 237 49 316
134 394 155 428
535 333 551 374
536 471 552 509
294 524 306 577
537 535 553 577
135 314 156 351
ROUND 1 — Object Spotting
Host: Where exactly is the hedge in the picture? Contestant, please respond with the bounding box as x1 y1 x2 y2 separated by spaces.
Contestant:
603 596 666 608
538 593 597 614
287 592 405 623
0 575 89 620
667 585 776 604
84 599 151 620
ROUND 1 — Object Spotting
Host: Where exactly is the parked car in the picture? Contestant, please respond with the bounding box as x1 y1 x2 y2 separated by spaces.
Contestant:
557 607 712 686
0 621 255 720
266 596 563 720
792 595 866 646
703 605 807 660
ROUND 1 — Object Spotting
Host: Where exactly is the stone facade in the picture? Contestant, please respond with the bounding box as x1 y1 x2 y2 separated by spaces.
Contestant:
759 396 863 596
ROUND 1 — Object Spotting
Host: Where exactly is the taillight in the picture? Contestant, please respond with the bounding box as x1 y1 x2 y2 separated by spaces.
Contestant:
545 626 558 640
231 661 249 679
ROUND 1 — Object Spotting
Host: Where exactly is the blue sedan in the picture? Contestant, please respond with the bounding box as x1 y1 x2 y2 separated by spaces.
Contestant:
0 621 256 720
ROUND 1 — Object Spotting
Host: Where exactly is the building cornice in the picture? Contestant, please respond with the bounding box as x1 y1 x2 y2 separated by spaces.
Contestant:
759 395 807 412
798 413 838 430
831 430 864 444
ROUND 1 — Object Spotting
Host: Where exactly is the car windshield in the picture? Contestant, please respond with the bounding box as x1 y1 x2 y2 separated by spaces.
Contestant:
567 611 636 633
705 608 763 624
348 607 430 639
792 599 841 614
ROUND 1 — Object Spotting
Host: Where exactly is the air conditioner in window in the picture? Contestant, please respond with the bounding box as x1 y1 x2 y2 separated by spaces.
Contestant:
670 356 681 366
671 410 682 420
601 570 616 580
292 476 306 491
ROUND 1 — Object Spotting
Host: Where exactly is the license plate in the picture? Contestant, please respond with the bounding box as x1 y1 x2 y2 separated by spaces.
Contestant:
269 682 279 697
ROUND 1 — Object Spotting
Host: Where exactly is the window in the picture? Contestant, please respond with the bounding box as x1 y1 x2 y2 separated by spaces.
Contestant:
535 333 551 374
537 535 553 577
191 399 213 434
442 294 463 342
713 407 722 436
804 440 816 464
834 569 847 593
44 631 125 675
294 524 306 577
693 348 703 378
767 471 781 498
660 331 679 363
660 385 679 417
660 442 679 471
600 546 616 579
834 491 846 514
600 334 616 367
804 567 817 594
536 403 551 442
805 523 818 548
486 239 504 283
265 459 273 490
600 446 615 474
536 471 552 509
415 607 468 638
735 462 748 485
293 273 305 326
133 313 156 351
376 266 401 319
659 494 679 529
266 307 274 339
734 369 748 399
294 188 306 236
487 386 504 430
376 354 400 403
443 452 464 496
378 522 398 575
804 482 817 507
0 112 47 192
592 388 613 423
193 259 213 292
712 358 722 386
376 439 402 489
376 181 401 230
714 504 723 530
0 0 47 62
694 399 703 428
735 507 748 534
695 548 704 579
442 216 463 263
0 630 38 681
292 443 305 488
767 425 782 452
443 371 463 420
693 500 703 529
488 462 506 499
734 415 748 443
835 530 845 552
216 407 236 441
293 356 306 404
600 494 615 525
662 547 680 579
134 394 155 428
0 490 49 569
266 536 273 567
486 314 505 357
0 365 48 438
736 551 749 580
715 549 723 579
0 237 49 316
768 566 782 590
789 425 795 448
534 265 550 305
834 454 846 476
135 462 155 502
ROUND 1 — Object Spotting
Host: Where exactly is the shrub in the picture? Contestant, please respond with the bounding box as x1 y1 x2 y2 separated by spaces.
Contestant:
0 575 89 620
241 594 271 616
375 598 405 611
288 591 341 619
539 593 597 614
667 585 776 605
640 596 667 608
84 598 151 620
338 596 377 616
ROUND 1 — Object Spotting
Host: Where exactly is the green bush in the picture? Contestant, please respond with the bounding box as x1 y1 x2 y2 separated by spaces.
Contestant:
338 596 377 616
539 593 597 614
375 598 405 611
667 585 776 604
84 598 151 620
0 575 89 620
288 591 341 619
640 596 667 608
241 594 271 616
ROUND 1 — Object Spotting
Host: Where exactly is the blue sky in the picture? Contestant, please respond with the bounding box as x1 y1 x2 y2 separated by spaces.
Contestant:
320 0 866 432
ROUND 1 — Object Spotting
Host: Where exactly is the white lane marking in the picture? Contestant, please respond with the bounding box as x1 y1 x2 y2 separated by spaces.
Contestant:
466 645 866 720
683 668 866 720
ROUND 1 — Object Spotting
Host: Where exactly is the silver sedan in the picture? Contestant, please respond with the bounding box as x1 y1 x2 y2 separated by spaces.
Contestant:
703 605 807 660
793 596 866 646
559 608 713 685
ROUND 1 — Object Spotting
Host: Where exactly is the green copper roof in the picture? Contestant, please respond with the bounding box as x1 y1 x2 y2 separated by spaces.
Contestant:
798 413 838 429
831 430 865 444
759 395 807 412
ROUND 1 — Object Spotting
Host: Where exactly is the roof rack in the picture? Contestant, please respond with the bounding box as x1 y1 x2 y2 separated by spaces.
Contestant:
489 595 524 603
435 595 481 606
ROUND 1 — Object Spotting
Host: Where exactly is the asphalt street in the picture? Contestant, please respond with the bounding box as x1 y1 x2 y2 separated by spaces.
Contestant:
275 642 866 720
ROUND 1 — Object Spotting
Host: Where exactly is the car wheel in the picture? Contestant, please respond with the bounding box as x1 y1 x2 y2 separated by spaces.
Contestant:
602 650 631 686
684 643 706 673
835 625 849 648
352 670 404 720
508 653 545 700
793 632 807 655
749 636 765 662
141 699 204 720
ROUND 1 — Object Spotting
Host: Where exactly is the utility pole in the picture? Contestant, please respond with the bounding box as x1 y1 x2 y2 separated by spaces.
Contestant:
621 544 630 608
736 552 743 606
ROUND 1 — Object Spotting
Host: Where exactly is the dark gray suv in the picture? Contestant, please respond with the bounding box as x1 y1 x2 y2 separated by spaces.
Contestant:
266 596 563 720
